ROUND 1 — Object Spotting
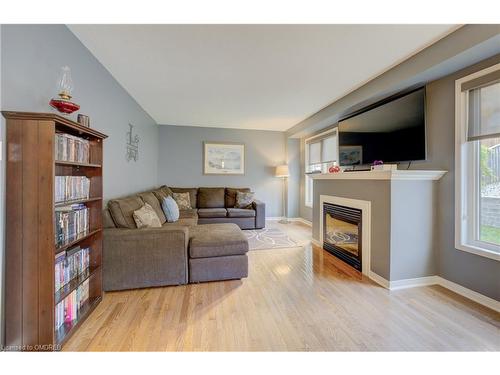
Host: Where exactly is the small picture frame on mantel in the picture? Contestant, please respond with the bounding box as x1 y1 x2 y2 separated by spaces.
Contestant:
203 142 245 175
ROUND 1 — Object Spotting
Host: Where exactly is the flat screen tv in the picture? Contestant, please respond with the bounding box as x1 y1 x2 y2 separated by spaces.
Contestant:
338 87 426 167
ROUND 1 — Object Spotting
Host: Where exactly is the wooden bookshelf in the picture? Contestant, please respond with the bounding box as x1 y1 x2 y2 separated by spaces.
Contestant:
55 229 102 253
55 197 103 208
55 160 102 168
2 111 107 351
54 296 102 346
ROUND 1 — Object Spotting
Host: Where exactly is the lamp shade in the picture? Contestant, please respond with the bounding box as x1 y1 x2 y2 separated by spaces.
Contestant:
275 164 289 177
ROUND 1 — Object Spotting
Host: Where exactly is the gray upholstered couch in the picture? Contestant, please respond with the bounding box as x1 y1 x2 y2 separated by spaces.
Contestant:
102 186 264 291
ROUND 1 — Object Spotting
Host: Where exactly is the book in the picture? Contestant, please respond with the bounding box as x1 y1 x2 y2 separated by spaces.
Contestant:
55 133 90 164
54 278 91 330
54 247 90 293
55 176 90 203
55 204 89 247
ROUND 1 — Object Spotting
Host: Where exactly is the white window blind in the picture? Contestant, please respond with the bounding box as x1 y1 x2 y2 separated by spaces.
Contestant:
304 129 338 207
309 142 321 165
306 133 337 166
322 136 337 163
467 80 500 141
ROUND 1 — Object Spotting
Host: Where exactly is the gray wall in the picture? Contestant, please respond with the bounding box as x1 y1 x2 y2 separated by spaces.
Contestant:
0 24 160 345
390 181 437 280
0 24 4 348
286 138 300 218
302 53 500 300
299 138 313 222
421 55 500 300
157 125 286 217
0 25 159 200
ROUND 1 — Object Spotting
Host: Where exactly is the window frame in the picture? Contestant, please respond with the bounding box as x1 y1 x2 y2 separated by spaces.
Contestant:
455 63 500 261
304 128 338 208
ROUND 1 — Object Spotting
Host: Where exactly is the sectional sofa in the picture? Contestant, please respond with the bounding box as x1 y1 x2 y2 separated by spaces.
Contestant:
102 186 265 291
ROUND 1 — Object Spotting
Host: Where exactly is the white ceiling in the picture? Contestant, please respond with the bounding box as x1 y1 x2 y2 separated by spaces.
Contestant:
69 24 458 131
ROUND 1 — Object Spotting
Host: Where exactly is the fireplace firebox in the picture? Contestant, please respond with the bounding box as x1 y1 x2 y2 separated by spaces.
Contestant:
323 203 362 270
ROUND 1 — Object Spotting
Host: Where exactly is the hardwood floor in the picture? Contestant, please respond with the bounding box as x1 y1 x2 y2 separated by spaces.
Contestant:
64 221 500 351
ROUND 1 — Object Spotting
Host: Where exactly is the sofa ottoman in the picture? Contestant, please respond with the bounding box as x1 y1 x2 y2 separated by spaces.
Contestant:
189 223 249 283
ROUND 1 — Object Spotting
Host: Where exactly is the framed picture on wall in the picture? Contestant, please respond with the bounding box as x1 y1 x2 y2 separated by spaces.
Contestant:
203 142 245 175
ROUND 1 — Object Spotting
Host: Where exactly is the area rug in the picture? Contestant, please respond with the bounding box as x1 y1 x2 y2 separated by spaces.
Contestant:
244 227 300 251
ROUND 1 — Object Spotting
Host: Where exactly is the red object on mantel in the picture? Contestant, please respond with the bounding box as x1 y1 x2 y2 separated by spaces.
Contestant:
49 99 80 114
329 165 341 173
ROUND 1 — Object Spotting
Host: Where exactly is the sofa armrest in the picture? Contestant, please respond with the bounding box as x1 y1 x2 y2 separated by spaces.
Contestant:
103 226 189 290
252 199 266 229
104 226 189 246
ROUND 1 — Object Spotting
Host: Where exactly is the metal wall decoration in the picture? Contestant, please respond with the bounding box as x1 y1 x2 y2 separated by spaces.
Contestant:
126 123 140 162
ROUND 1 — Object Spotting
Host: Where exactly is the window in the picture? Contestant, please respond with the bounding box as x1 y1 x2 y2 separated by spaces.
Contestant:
304 129 338 207
455 63 500 261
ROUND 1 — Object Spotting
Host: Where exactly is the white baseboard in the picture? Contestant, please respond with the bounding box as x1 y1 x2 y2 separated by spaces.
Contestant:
311 238 321 247
434 276 500 313
266 217 312 226
389 276 440 290
265 217 283 221
269 218 500 312
371 275 500 313
368 271 390 289
290 217 312 226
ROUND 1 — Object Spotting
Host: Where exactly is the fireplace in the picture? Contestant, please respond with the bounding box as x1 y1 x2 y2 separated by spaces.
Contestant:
323 203 362 270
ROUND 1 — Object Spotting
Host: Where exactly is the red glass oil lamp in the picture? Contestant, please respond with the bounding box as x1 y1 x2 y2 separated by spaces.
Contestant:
49 66 80 114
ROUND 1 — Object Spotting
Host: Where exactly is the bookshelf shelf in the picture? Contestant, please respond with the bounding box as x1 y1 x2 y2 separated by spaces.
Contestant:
55 296 102 347
2 111 107 351
55 229 102 253
55 197 102 208
55 266 101 305
55 160 102 168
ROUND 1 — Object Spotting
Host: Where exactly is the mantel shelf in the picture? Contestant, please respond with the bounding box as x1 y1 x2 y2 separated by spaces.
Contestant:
309 170 447 181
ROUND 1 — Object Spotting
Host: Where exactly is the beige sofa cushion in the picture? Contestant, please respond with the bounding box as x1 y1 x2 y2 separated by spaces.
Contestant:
225 188 250 208
227 208 255 218
235 191 255 209
172 192 191 210
170 187 198 209
162 217 197 227
138 191 166 224
198 208 227 218
103 208 116 228
179 209 198 220
198 187 225 208
152 185 173 202
108 195 144 229
133 203 162 228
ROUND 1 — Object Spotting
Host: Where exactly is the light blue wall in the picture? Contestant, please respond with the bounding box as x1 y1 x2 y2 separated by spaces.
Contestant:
286 138 300 218
0 25 159 200
158 125 286 217
0 25 160 345
0 24 4 348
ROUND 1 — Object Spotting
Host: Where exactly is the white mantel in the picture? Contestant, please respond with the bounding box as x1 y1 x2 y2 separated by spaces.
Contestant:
309 170 447 181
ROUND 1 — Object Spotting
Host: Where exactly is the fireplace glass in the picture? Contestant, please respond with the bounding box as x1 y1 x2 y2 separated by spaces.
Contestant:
324 215 359 257
323 203 362 270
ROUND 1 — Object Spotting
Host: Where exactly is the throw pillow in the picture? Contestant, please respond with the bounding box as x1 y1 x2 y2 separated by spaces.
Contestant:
235 191 255 209
161 196 180 222
133 203 162 228
172 192 191 210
